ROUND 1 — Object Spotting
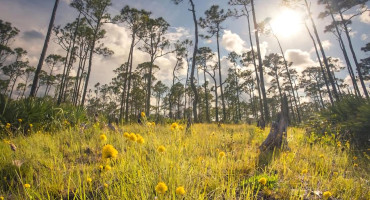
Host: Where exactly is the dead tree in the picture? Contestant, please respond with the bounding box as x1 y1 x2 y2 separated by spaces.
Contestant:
259 94 289 152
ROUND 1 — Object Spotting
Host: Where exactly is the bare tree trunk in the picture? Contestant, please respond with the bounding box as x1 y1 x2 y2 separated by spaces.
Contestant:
81 33 97 106
189 0 199 123
125 34 136 123
251 0 269 126
216 32 226 122
30 0 59 97
304 22 334 105
305 0 339 101
246 11 264 124
339 11 369 98
260 94 289 152
328 7 361 97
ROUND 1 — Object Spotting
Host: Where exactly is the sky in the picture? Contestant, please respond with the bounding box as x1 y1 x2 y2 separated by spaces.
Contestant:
0 0 369 100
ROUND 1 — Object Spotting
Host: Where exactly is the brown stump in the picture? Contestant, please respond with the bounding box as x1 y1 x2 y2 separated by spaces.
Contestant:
259 94 289 152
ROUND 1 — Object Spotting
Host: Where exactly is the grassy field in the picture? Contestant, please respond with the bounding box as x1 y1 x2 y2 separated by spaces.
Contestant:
0 122 369 199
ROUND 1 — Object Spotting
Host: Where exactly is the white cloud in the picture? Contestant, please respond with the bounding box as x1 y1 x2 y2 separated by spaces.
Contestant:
322 40 332 50
221 30 246 54
359 10 370 24
361 34 368 41
285 49 317 73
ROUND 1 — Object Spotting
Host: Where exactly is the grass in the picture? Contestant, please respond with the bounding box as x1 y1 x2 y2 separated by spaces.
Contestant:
0 122 369 199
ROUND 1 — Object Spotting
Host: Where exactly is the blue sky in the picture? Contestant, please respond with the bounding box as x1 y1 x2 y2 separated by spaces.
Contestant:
0 0 369 99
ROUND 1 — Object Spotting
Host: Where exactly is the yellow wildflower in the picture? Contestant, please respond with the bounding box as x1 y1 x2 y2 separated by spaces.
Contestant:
5 123 10 129
353 163 358 167
353 156 357 160
99 165 104 170
219 151 226 158
337 141 341 147
123 132 130 138
129 133 137 142
29 124 33 128
155 182 168 194
301 169 308 174
151 122 155 126
137 136 145 144
176 186 186 195
333 172 338 176
171 122 179 131
0 196 4 200
141 112 146 118
18 119 22 123
158 145 166 153
24 183 30 188
86 177 92 183
100 134 107 141
102 144 118 159
104 183 108 188
323 191 332 199
258 177 267 185
104 165 111 171
319 154 324 159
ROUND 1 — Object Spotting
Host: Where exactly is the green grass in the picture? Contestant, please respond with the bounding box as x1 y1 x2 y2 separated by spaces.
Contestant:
0 123 369 199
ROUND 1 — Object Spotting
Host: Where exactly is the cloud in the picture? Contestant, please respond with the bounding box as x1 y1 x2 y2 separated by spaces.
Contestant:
165 27 191 42
359 10 370 24
22 30 44 40
361 34 368 41
322 40 332 50
221 30 246 54
285 49 316 72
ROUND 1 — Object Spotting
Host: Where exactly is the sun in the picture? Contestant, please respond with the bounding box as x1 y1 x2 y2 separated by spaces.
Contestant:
270 9 303 38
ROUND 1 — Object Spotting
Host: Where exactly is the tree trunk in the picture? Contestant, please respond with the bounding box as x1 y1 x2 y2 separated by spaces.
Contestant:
216 31 226 122
304 22 334 105
259 94 289 152
189 0 199 123
30 0 59 97
251 0 269 126
339 10 369 98
305 0 339 101
203 66 210 123
81 31 97 106
246 12 264 124
125 34 136 123
328 7 361 97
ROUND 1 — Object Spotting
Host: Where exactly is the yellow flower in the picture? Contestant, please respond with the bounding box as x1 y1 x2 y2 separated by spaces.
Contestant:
176 186 186 195
179 125 184 131
123 132 130 138
86 177 92 183
137 136 145 144
100 134 107 141
0 196 4 200
219 151 226 158
141 112 146 118
353 156 357 160
151 122 155 126
333 172 338 176
155 182 168 194
102 144 118 159
104 183 108 188
323 191 332 199
18 119 22 123
353 163 358 167
104 165 111 171
158 145 166 153
170 122 179 131
319 154 324 159
337 141 341 147
24 183 30 188
301 169 308 174
5 123 10 129
29 124 33 128
99 165 103 170
129 133 137 142
258 177 267 185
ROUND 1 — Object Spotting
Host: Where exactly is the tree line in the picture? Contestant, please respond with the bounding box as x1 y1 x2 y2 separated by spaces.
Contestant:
0 0 369 126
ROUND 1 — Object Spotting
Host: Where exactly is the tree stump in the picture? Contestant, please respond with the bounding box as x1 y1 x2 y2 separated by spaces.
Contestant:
259 94 289 152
